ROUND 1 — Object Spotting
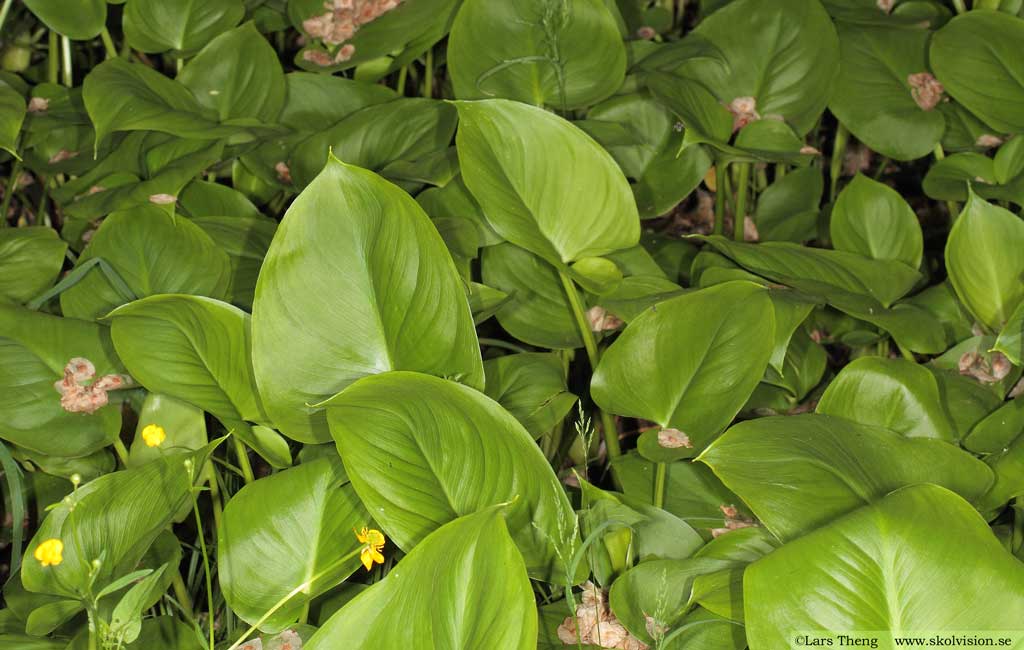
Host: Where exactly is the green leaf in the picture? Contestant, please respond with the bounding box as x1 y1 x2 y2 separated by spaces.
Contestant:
252 157 483 443
698 414 994 541
609 558 731 643
923 153 1024 207
612 452 748 533
127 393 207 468
697 234 921 307
177 22 286 123
123 0 244 55
754 167 822 242
219 458 369 632
0 82 25 158
995 135 1024 185
483 353 577 438
0 228 67 305
945 193 1024 331
0 304 123 457
60 206 230 321
178 179 261 218
108 295 291 467
447 0 626 109
324 371 579 583
592 281 775 448
108 565 168 645
23 0 106 40
931 11 1024 133
830 174 923 268
829 23 945 161
480 242 581 349
996 302 1024 365
24 600 82 637
816 357 957 442
107 296 262 428
684 0 839 135
454 99 640 265
290 98 456 188
83 59 234 150
745 485 1024 648
689 527 780 622
304 508 537 650
190 216 276 309
22 445 214 599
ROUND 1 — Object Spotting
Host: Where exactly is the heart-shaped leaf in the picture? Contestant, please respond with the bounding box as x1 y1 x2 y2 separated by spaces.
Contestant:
219 458 370 632
123 0 244 55
0 228 67 305
830 174 923 268
447 0 626 109
23 0 106 40
745 485 1024 649
252 156 483 443
816 357 957 442
593 281 775 449
324 371 579 583
931 11 1024 133
60 206 230 321
946 193 1024 332
455 98 640 266
829 23 945 161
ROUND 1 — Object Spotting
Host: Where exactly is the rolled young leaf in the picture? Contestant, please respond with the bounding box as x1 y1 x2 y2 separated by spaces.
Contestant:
252 156 483 443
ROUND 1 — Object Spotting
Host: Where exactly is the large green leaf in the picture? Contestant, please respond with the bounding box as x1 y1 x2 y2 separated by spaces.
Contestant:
22 445 213 600
252 157 482 443
684 0 839 135
0 228 67 305
447 0 625 109
698 235 921 307
945 193 1024 331
60 206 230 321
219 458 369 632
483 353 577 438
0 304 123 458
108 295 290 467
996 302 1024 365
82 59 234 150
454 99 640 266
816 357 957 442
123 0 244 55
830 174 923 268
829 23 946 161
108 295 264 425
0 82 25 158
698 414 994 541
23 0 106 40
177 23 285 124
480 243 580 349
931 11 1024 133
324 372 579 583
304 508 537 650
592 281 775 449
745 485 1024 649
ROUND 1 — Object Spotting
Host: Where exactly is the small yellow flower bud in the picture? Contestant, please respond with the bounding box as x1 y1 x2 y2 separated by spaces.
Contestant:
141 424 166 448
34 539 63 567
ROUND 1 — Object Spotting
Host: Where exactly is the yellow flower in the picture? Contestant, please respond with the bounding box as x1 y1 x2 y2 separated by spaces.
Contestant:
34 539 64 567
142 424 166 448
355 527 385 571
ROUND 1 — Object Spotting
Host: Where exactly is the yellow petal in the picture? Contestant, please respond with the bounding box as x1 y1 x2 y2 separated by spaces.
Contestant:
360 547 374 571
